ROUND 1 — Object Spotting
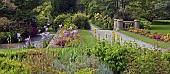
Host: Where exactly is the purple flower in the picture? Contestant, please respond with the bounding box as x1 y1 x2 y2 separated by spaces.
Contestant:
59 35 62 39
17 33 21 38
41 33 46 40
73 30 78 34
167 48 170 51
156 35 161 39
56 41 61 45
45 27 48 31
45 32 50 36
41 35 46 40
25 41 30 46
61 40 65 47
70 31 74 35
25 38 30 41
63 30 67 33
64 33 69 37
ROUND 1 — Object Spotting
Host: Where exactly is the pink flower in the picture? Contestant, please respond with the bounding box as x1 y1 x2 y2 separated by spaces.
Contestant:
156 35 161 39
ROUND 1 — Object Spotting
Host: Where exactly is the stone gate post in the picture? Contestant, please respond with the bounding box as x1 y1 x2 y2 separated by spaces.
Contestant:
114 19 117 30
117 19 123 30
134 20 140 29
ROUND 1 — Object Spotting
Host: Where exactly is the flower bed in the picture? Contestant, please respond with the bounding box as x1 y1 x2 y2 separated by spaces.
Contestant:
48 25 82 48
125 28 170 44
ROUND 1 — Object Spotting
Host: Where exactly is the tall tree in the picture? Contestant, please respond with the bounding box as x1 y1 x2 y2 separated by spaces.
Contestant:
52 0 77 16
125 0 161 21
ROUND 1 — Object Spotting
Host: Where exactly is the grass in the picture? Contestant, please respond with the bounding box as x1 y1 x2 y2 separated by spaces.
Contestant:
80 30 97 48
119 30 170 49
149 25 170 34
149 20 170 34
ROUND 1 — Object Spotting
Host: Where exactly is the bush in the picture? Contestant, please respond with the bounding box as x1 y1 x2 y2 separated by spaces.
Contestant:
93 13 113 30
123 50 170 74
93 41 141 74
72 13 91 30
53 14 70 32
0 17 11 32
0 57 31 74
138 18 151 29
0 32 18 44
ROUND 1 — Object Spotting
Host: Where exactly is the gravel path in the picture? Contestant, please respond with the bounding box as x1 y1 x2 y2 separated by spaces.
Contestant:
89 25 162 50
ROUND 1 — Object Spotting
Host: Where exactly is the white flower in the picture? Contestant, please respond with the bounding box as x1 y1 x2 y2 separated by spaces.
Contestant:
59 24 62 28
38 30 41 32
25 38 30 41
47 23 50 26
44 26 47 28
69 26 73 30
17 33 21 38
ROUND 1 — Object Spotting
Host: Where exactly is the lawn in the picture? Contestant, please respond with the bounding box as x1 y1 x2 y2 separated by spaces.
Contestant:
80 30 97 48
149 20 170 34
119 30 170 49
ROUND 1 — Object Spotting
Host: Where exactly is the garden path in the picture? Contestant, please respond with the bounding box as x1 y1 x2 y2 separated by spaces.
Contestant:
88 25 163 50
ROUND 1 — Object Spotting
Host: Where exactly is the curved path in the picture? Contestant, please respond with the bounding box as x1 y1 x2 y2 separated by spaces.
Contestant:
88 25 162 50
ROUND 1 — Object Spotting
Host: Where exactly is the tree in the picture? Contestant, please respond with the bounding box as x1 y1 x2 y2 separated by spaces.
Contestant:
33 1 53 28
155 0 170 19
52 0 77 16
125 0 161 21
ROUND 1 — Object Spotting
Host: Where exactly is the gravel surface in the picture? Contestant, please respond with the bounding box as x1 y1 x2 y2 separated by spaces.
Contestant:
89 25 162 50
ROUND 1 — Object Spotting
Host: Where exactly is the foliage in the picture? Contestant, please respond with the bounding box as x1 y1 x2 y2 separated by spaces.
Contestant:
33 1 53 29
123 50 170 74
155 0 170 19
0 32 18 44
0 46 112 73
92 40 170 74
92 41 141 74
138 18 151 29
0 57 31 74
53 14 70 32
52 0 77 16
93 13 113 30
75 68 96 74
71 13 91 30
53 13 90 31
125 0 161 22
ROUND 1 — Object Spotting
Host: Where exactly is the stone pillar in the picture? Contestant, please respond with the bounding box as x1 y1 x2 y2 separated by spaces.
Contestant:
114 19 117 30
117 19 123 30
134 20 140 29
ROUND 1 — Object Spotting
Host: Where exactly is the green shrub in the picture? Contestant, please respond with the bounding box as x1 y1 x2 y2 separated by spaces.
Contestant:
0 32 18 44
93 13 113 30
123 50 170 74
138 18 151 29
53 14 70 31
72 13 91 30
93 41 141 74
0 57 31 74
75 68 96 74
